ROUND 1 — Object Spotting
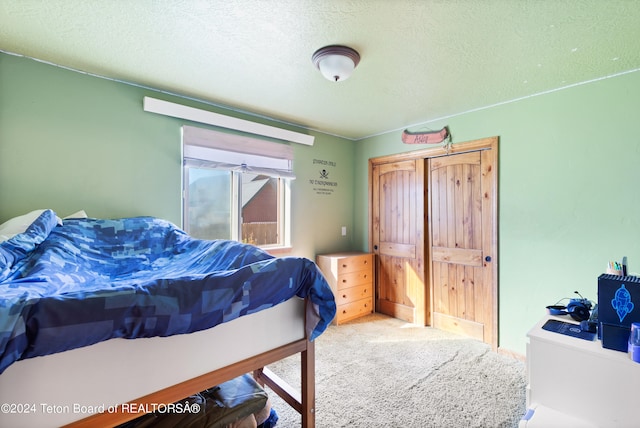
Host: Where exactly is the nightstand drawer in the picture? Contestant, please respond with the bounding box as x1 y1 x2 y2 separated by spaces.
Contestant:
336 298 373 324
334 283 372 304
336 270 372 290
336 254 372 275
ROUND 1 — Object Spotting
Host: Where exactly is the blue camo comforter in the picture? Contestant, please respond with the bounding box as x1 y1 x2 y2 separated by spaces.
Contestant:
0 210 336 374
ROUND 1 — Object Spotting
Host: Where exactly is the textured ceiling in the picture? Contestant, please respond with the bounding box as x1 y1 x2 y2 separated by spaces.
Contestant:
1 0 640 140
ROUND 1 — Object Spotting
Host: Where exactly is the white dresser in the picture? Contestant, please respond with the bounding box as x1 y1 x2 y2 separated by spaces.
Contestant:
520 315 640 427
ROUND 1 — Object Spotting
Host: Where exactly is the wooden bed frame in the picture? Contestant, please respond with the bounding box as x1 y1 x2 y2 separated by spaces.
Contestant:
0 298 317 428
67 339 315 428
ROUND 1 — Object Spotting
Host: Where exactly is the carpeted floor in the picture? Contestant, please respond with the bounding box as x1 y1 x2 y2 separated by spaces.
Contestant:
265 313 526 428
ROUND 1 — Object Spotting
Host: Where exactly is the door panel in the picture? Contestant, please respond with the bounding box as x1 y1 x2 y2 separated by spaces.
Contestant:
428 150 495 345
372 159 426 325
431 247 482 266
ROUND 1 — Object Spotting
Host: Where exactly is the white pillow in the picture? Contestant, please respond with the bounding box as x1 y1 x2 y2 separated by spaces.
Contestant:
64 210 88 219
0 209 63 243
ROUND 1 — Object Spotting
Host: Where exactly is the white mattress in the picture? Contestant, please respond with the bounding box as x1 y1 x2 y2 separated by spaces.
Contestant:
0 297 305 428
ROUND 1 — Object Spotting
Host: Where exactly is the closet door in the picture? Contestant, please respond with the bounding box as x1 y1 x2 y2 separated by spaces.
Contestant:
369 137 497 348
428 149 496 346
372 159 427 325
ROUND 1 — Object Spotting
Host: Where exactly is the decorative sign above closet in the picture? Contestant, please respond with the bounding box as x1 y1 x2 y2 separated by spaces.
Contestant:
401 126 450 145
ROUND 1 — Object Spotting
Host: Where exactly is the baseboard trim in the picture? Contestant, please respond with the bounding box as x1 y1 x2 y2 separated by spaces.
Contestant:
497 346 526 362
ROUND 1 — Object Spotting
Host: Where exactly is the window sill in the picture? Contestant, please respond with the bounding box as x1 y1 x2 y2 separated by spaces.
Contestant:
264 246 293 256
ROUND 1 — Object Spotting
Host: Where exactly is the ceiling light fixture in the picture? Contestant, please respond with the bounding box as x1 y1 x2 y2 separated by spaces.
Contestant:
312 45 360 82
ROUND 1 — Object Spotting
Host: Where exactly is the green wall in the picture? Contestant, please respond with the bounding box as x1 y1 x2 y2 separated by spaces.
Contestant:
354 70 640 355
0 53 356 260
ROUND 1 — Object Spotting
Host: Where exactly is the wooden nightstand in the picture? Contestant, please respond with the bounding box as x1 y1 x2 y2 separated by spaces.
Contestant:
316 252 374 325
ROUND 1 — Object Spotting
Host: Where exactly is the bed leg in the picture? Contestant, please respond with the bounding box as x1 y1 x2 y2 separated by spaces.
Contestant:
301 339 315 428
252 368 265 387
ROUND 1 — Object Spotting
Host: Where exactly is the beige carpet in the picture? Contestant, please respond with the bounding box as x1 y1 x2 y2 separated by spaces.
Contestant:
265 313 526 428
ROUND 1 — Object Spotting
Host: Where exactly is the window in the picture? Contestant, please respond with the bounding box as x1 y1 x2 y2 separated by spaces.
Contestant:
182 126 293 248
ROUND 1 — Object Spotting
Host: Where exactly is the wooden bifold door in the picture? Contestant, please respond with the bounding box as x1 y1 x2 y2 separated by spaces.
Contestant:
371 159 427 325
370 137 497 348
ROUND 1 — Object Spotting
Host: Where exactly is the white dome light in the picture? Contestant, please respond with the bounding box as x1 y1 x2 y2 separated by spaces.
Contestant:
312 45 361 82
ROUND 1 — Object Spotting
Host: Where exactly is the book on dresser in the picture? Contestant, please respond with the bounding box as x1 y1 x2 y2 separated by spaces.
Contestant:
316 252 374 325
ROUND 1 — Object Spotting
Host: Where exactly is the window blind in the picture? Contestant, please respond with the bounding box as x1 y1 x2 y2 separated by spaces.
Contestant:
182 125 295 179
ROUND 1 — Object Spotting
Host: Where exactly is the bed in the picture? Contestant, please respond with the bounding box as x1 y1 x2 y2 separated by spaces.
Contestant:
0 210 336 427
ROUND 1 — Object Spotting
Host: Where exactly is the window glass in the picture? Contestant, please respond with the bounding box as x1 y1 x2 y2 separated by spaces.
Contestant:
241 173 279 246
182 126 292 249
186 168 232 240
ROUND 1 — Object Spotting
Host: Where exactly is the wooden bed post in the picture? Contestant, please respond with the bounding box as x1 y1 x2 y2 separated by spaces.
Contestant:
251 338 316 427
301 338 315 428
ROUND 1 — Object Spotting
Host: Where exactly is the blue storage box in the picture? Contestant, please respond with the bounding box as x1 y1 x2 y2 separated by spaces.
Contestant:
597 274 640 351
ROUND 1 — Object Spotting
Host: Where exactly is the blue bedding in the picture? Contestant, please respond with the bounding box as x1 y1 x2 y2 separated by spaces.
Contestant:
0 210 335 374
